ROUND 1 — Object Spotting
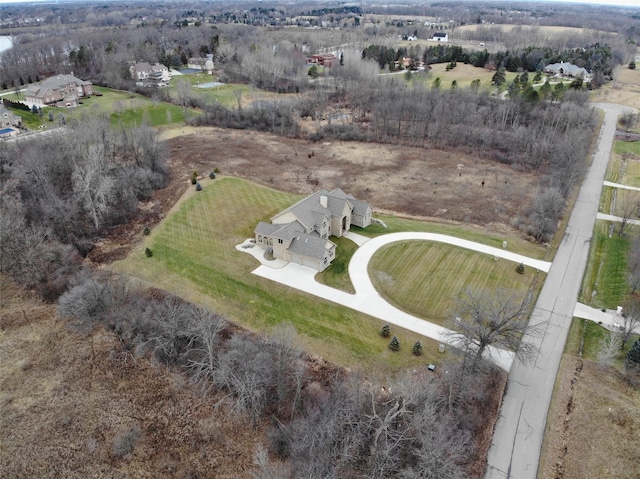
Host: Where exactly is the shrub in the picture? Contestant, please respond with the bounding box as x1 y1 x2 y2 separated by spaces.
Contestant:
145 247 153 257
142 226 151 236
196 182 203 191
516 262 525 274
214 167 220 174
389 335 400 351
112 425 142 458
191 171 198 185
209 170 216 179
380 324 391 338
412 341 423 356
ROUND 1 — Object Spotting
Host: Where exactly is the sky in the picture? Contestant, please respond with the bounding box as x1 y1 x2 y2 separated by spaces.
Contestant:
0 0 638 7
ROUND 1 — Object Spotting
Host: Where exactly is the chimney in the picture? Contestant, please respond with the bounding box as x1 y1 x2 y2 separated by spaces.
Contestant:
320 195 328 208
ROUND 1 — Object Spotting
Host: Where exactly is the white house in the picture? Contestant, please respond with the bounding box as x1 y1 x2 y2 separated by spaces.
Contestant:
429 32 448 42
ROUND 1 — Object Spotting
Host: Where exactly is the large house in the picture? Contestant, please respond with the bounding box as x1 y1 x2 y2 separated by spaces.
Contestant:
24 74 94 108
429 32 449 42
255 189 372 271
129 62 170 83
187 56 215 74
544 62 589 79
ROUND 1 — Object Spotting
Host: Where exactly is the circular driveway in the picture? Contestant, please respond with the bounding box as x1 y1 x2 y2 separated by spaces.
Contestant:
251 231 551 371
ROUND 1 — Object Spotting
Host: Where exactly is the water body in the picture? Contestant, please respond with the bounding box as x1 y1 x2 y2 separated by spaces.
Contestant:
0 36 13 55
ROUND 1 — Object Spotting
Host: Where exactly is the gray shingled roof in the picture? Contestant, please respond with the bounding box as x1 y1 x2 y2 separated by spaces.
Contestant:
545 62 588 77
329 188 370 216
288 235 335 260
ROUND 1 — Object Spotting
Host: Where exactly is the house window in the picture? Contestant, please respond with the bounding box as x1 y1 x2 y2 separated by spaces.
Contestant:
278 238 283 244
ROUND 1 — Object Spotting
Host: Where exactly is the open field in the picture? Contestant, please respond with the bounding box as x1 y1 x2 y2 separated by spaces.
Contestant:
165 126 545 237
112 177 443 375
591 65 640 110
417 63 518 89
369 241 540 325
539 318 640 479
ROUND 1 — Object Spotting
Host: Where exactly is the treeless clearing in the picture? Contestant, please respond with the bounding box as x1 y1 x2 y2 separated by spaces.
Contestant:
455 24 615 36
592 65 640 110
166 127 539 234
0 277 264 478
539 355 639 479
423 63 517 88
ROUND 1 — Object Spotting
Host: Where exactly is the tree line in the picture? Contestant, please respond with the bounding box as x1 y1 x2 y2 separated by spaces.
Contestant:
0 116 168 301
56 271 507 478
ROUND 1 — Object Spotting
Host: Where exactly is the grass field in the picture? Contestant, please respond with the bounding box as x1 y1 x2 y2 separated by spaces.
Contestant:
416 63 518 90
168 74 273 109
613 140 640 157
316 236 358 293
113 177 446 375
369 241 539 325
356 215 548 260
579 221 631 308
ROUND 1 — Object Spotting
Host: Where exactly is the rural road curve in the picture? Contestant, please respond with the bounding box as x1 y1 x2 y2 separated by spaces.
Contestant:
485 102 635 479
252 232 551 371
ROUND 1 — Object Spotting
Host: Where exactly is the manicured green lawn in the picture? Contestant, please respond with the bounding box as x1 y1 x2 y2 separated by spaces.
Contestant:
565 317 638 363
354 216 548 260
113 178 441 375
614 140 640 157
369 241 540 325
579 221 631 308
316 236 358 293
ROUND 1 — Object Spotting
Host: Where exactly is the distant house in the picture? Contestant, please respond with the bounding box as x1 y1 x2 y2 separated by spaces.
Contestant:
429 32 448 42
0 108 21 127
255 188 372 271
129 62 170 83
307 53 338 68
544 62 589 79
24 74 94 108
187 56 215 74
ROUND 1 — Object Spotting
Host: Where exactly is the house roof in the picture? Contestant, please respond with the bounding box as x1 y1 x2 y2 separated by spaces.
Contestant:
40 74 92 88
272 188 366 230
544 62 588 77
288 235 335 260
433 32 447 38
329 188 371 216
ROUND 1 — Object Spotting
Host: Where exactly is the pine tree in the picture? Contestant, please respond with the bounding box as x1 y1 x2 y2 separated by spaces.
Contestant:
516 262 525 274
412 341 423 356
626 338 640 369
389 335 400 351
145 247 153 257
380 324 391 338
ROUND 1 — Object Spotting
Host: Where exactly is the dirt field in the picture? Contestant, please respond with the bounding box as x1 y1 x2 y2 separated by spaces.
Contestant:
164 127 538 234
539 356 640 479
0 277 265 478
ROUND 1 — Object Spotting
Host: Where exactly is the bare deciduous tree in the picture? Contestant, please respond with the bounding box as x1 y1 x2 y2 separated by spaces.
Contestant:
72 143 115 230
597 330 623 369
188 307 227 393
447 287 539 365
619 300 640 349
616 192 639 237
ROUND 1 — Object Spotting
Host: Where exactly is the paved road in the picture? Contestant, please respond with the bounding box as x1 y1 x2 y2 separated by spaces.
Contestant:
251 231 551 371
485 103 635 479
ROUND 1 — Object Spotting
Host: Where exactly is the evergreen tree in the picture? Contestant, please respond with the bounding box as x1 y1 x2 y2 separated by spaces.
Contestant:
626 338 640 369
516 262 525 274
491 67 506 87
412 341 423 356
380 324 391 338
389 335 400 351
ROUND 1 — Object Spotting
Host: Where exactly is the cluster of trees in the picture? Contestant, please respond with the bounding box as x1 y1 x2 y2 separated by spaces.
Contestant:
0 116 168 300
56 272 506 478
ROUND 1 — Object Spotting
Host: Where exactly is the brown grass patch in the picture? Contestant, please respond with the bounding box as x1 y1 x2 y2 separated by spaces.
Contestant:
0 277 264 478
539 356 640 479
166 127 538 233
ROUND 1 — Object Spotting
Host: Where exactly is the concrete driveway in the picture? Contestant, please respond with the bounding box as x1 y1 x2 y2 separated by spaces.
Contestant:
250 231 551 372
485 102 636 479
